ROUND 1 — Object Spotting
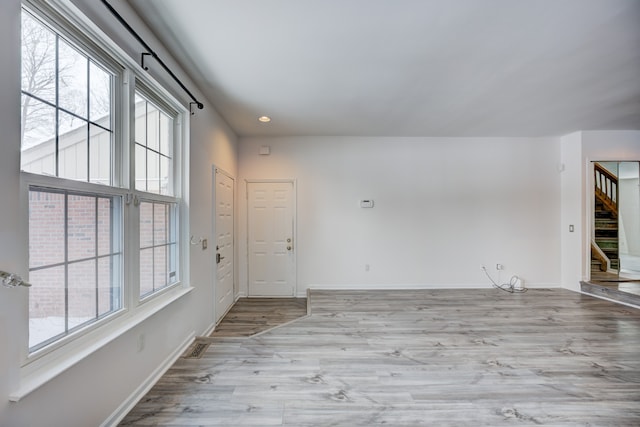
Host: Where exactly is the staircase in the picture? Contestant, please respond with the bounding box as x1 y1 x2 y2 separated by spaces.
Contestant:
592 163 619 274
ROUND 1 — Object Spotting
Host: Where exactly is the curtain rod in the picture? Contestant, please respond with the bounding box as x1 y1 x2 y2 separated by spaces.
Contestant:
101 0 204 112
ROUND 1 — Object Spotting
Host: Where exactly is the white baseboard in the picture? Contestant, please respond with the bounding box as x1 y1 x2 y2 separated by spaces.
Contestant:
101 332 196 427
299 282 560 297
202 321 216 337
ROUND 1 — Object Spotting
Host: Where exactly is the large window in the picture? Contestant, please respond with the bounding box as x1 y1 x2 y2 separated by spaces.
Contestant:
21 3 185 355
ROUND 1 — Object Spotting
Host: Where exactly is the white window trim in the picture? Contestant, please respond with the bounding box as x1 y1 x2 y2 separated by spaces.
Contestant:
14 0 192 401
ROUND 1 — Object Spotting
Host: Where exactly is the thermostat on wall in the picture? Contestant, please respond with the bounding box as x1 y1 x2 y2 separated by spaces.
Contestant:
360 199 374 208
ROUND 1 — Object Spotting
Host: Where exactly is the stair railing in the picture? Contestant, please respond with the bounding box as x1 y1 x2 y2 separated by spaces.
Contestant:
594 163 618 215
591 240 610 272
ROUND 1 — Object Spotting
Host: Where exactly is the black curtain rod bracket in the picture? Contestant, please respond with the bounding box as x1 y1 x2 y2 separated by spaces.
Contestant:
101 0 204 112
141 52 151 71
189 102 203 115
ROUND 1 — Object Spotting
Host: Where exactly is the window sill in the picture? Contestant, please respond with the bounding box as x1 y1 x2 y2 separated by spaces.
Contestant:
9 285 193 402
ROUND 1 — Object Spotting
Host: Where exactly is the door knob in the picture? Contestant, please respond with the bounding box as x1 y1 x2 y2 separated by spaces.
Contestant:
216 253 225 264
287 246 292 251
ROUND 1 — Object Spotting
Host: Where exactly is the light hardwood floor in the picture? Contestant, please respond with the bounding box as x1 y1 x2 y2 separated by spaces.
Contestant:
211 298 308 337
120 289 640 426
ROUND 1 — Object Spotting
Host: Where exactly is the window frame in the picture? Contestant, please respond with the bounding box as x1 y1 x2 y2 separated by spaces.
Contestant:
18 0 191 383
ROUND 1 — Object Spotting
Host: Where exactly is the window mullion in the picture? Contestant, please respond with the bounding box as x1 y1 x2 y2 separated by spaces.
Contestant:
54 34 60 178
86 58 91 183
94 196 99 318
152 202 156 293
145 101 149 193
63 191 69 334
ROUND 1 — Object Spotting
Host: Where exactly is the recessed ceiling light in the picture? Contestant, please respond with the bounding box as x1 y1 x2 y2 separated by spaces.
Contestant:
258 115 271 123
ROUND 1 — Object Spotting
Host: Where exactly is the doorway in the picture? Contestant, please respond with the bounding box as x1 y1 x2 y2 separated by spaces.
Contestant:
590 161 640 296
214 168 235 323
246 180 296 297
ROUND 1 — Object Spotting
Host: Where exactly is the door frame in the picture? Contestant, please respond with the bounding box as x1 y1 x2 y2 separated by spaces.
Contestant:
213 166 236 323
245 178 297 297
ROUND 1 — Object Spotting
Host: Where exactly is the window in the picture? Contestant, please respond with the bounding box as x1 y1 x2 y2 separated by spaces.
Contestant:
21 3 185 356
28 188 122 351
135 89 180 298
135 92 174 195
139 201 177 298
21 10 113 184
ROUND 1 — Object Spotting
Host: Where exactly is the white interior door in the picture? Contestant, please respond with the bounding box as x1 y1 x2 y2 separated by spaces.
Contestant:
214 168 234 322
247 181 296 297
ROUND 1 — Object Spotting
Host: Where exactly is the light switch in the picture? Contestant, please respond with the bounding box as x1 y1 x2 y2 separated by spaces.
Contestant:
360 200 374 208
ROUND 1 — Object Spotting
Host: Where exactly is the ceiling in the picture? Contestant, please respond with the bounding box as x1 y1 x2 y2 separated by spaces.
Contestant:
127 0 640 138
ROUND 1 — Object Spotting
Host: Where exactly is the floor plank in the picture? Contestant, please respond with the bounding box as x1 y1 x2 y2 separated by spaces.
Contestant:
120 289 640 426
211 298 308 337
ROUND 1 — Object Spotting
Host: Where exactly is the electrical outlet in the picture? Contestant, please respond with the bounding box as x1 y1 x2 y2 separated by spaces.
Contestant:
496 264 504 271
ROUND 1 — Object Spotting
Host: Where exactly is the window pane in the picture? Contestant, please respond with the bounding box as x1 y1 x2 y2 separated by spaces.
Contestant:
29 190 65 268
147 151 160 194
68 259 96 329
58 39 88 118
98 255 120 316
154 203 167 245
89 123 111 185
21 95 56 175
89 61 111 125
29 265 65 349
97 197 112 256
58 110 88 181
169 205 177 244
134 91 175 196
146 101 159 151
21 12 56 103
160 155 171 196
140 202 153 248
140 248 153 297
135 144 147 192
68 194 96 261
159 112 172 155
134 94 146 146
153 245 167 290
169 243 177 282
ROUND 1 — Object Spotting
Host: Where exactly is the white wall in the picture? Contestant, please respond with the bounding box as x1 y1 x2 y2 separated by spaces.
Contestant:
0 1 237 425
238 136 562 296
560 132 584 291
559 130 640 290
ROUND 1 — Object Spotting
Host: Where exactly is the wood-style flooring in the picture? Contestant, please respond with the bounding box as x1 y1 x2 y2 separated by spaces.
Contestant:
211 298 308 337
120 289 640 426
